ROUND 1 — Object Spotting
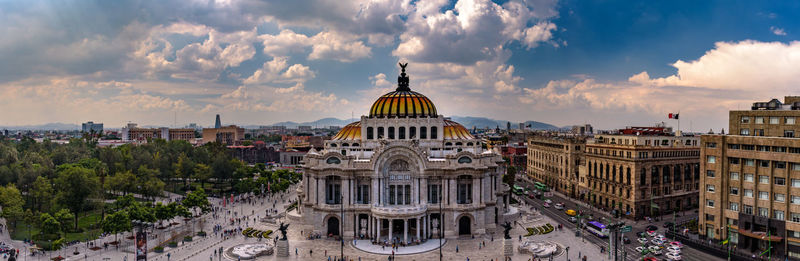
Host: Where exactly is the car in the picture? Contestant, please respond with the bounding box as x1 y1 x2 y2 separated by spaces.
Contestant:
666 246 681 254
623 237 631 244
544 199 553 204
568 216 577 223
554 203 565 210
655 234 666 241
665 252 682 260
641 258 658 261
565 209 577 216
669 241 684 248
543 203 551 208
663 222 675 228
647 230 657 237
637 238 648 244
651 238 664 246
635 246 646 254
646 225 658 231
636 231 647 238
650 249 663 256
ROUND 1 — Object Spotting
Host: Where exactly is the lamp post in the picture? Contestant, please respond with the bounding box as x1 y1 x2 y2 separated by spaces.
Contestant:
340 194 344 261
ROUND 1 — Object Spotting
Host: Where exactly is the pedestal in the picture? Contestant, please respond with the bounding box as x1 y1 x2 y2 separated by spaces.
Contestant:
503 239 513 257
276 240 289 257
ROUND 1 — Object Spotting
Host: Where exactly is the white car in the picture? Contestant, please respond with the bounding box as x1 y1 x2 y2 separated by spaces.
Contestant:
648 246 661 252
635 246 646 254
665 252 682 260
544 199 553 204
651 249 663 256
647 230 657 237
651 238 664 245
669 241 684 248
655 234 666 240
554 203 565 210
666 246 681 254
637 238 648 244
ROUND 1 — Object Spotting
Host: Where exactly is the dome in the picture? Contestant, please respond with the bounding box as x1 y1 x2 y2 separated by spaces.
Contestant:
443 120 474 140
368 63 438 118
332 121 361 140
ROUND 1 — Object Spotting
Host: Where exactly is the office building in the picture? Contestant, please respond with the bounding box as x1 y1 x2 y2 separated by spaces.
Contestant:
81 121 104 134
527 136 586 198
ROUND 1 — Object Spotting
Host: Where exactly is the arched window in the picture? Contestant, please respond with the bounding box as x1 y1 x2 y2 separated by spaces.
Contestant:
466 142 473 146
626 167 631 185
352 143 359 147
342 143 349 147
445 142 452 146
410 127 416 139
420 127 427 139
367 127 374 140
330 143 337 147
431 126 438 139
455 142 463 146
378 127 384 138
399 127 406 139
326 157 341 164
458 157 472 164
612 165 617 181
388 127 395 139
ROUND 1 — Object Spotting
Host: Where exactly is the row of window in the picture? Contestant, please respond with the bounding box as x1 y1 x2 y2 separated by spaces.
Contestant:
726 143 800 154
365 126 438 140
738 128 795 137
741 116 797 125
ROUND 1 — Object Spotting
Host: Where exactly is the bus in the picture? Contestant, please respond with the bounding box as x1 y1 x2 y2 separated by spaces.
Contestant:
585 221 609 238
534 182 549 192
512 185 525 195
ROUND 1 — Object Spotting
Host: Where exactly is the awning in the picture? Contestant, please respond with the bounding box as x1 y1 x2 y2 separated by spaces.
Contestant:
738 229 783 242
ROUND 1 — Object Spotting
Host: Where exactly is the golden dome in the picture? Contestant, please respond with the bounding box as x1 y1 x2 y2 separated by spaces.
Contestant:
369 63 438 118
332 121 361 140
444 120 474 140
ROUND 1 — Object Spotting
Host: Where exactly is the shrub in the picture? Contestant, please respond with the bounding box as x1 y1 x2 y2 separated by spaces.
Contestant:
168 241 177 248
154 246 164 253
183 235 193 242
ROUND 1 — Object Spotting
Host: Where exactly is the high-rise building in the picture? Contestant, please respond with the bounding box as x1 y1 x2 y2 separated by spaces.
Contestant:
215 114 221 129
582 127 700 218
202 125 245 145
527 136 586 198
81 121 104 134
700 96 800 257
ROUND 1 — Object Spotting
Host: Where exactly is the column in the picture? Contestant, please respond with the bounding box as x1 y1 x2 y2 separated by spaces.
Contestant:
372 178 379 206
473 177 479 206
404 218 408 243
423 216 427 239
377 218 381 241
388 219 393 241
416 217 421 240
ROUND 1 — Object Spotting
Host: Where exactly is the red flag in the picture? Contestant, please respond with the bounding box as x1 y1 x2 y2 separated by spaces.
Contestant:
668 113 673 119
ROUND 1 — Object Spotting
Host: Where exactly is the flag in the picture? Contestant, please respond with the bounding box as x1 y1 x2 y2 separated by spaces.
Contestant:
721 239 729 245
668 113 680 119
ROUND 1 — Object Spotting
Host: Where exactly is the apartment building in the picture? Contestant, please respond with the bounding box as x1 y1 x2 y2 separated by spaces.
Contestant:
527 136 586 198
700 96 800 258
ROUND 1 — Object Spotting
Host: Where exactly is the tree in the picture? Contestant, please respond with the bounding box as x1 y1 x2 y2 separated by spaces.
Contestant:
102 211 131 242
54 165 100 230
182 188 210 217
192 163 212 190
39 213 61 237
154 202 174 227
0 184 24 227
127 203 156 223
503 166 516 188
107 171 136 196
31 176 53 213
54 209 74 236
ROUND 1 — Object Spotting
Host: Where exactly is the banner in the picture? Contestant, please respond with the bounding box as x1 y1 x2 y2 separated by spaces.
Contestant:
135 231 147 261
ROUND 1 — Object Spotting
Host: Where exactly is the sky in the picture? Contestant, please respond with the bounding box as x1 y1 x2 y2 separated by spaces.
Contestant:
1 0 800 131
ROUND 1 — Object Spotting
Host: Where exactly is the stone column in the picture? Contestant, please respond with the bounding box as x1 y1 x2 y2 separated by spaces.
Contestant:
388 219 393 241
473 177 479 206
416 217 421 240
373 178 379 206
404 218 408 243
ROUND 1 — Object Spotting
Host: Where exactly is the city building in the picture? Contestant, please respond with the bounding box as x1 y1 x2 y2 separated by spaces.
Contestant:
215 114 222 128
498 142 527 170
297 64 508 242
298 125 312 132
583 125 700 218
700 96 800 258
81 121 103 134
121 123 195 142
571 124 594 135
202 125 245 145
527 136 586 198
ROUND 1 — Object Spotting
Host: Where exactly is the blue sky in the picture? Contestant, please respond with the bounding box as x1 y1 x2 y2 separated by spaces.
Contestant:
1 0 799 131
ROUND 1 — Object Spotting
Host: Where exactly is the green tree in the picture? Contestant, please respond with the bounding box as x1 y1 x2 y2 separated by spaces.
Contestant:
128 203 156 223
54 209 74 236
502 166 516 188
54 165 100 230
0 184 24 227
154 202 174 226
39 213 61 237
107 171 136 196
102 211 131 242
182 188 210 217
192 163 212 190
31 176 53 213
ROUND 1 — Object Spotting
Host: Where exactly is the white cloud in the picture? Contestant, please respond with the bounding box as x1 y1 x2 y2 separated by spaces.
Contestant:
370 73 391 87
259 30 372 62
243 57 316 85
771 26 787 36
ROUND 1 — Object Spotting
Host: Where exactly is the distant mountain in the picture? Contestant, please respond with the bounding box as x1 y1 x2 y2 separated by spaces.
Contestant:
449 116 560 130
266 118 358 128
0 123 81 131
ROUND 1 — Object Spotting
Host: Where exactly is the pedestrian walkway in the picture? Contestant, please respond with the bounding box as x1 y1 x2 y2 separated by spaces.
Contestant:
351 239 445 255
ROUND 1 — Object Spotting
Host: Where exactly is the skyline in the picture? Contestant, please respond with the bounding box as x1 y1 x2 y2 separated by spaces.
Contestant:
2 0 800 131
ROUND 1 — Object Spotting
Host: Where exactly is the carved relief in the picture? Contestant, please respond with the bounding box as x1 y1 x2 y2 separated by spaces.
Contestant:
390 159 409 171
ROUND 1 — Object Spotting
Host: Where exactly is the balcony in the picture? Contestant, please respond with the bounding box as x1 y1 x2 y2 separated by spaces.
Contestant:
371 204 428 218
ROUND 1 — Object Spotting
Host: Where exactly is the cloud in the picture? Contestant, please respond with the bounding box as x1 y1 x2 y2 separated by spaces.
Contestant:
259 30 372 62
771 26 787 36
370 73 392 87
243 57 316 85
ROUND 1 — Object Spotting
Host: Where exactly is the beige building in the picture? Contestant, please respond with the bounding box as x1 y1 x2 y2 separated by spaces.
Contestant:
202 125 245 145
700 96 800 258
583 129 700 219
121 123 196 142
527 136 585 198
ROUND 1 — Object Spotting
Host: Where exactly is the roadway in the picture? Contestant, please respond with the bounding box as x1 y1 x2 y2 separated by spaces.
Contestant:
514 179 723 261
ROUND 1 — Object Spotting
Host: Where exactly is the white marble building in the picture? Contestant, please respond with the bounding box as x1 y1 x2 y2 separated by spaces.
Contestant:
297 64 509 243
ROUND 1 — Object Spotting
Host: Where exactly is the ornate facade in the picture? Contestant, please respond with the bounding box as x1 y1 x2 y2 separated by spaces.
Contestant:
297 64 507 243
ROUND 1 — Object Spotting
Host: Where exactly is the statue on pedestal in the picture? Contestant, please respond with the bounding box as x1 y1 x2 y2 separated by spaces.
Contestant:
278 222 290 241
502 222 512 239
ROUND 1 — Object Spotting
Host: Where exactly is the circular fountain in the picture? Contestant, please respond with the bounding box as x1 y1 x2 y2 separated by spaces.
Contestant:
226 243 274 260
517 240 562 257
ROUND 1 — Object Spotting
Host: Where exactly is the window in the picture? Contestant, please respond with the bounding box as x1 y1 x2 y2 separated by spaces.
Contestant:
792 195 800 205
786 130 795 138
793 179 800 188
775 177 786 185
777 161 787 169
759 175 769 184
792 213 800 223
770 117 780 124
388 127 395 139
420 126 427 139
760 160 770 168
776 193 786 202
729 202 739 211
706 142 717 148
745 159 755 166
377 127 385 138
759 191 769 200
759 207 769 217
456 176 473 204
707 156 716 163
706 185 715 192
730 172 739 180
398 127 405 139
409 127 416 139
706 170 715 177
430 126 438 139
740 129 750 135
741 116 751 123
794 163 800 171
427 184 441 203
730 187 739 195
788 117 796 125
756 116 764 124
706 200 715 207
355 184 370 204
325 176 342 204
775 210 785 220
744 189 754 197
705 214 715 221
366 127 374 139
730 158 740 164
744 173 754 182
744 205 753 215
